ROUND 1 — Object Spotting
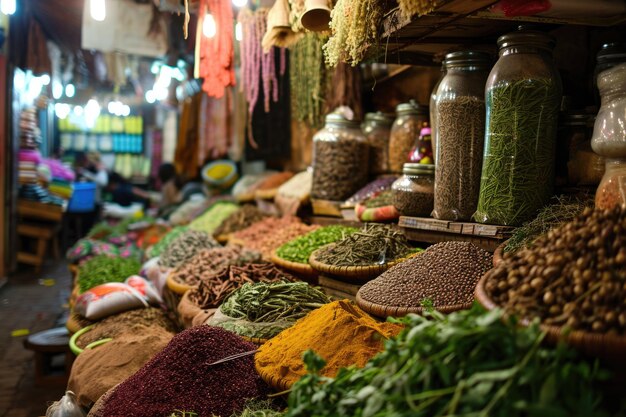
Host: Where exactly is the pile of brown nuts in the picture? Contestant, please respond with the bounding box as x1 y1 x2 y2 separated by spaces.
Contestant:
358 241 492 308
483 206 626 334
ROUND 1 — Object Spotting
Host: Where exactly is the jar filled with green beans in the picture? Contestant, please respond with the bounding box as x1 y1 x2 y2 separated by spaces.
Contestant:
474 29 562 226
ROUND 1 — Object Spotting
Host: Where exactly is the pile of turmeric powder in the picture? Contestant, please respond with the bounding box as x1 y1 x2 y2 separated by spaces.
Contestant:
255 300 402 388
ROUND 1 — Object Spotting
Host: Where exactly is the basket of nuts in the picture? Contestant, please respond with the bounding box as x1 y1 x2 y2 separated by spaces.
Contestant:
476 206 626 362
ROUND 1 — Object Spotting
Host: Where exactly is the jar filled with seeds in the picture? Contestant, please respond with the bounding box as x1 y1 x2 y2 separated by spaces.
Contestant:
391 163 434 217
433 51 491 221
311 113 369 201
475 28 562 226
595 158 626 209
389 101 428 174
362 112 394 175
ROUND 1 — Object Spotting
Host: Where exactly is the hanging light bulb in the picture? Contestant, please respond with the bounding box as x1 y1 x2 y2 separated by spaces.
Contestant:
235 22 243 42
1 0 16 15
203 13 217 38
232 0 247 7
90 0 106 22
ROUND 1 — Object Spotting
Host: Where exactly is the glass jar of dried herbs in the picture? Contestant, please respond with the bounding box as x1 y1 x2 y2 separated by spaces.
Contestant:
391 163 434 217
475 29 562 226
389 101 429 174
362 112 394 176
433 51 491 221
311 113 369 201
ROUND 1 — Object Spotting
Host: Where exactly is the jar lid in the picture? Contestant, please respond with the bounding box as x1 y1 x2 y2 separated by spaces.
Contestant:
443 51 492 68
396 100 428 116
325 112 359 128
364 112 394 126
403 163 434 175
497 29 555 51
596 42 626 72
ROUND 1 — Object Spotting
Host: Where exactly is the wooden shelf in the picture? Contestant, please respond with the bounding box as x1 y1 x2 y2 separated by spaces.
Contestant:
398 216 513 252
372 0 626 64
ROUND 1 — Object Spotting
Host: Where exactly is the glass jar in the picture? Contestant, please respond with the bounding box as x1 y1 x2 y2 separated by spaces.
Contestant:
408 127 433 164
311 113 369 201
595 159 626 209
475 29 562 226
391 163 434 217
432 51 491 221
430 62 447 162
591 63 626 158
389 101 428 174
594 43 626 89
362 112 393 175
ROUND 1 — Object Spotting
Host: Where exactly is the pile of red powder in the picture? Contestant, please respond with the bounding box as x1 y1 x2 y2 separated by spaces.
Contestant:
101 326 270 416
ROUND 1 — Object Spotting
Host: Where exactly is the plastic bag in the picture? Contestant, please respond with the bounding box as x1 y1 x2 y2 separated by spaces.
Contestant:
207 308 295 339
75 277 161 320
46 391 86 417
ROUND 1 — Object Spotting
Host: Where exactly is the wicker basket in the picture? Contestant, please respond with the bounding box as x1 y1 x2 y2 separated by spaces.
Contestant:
166 271 196 295
271 251 319 282
492 240 507 268
356 292 473 319
241 335 269 345
475 274 626 362
308 245 401 282
256 365 292 392
255 188 279 200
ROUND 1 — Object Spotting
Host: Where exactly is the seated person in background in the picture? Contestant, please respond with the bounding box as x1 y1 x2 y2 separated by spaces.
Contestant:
158 163 182 208
105 172 151 207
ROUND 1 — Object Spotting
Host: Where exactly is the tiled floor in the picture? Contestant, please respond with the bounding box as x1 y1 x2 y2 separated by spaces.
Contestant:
0 261 71 417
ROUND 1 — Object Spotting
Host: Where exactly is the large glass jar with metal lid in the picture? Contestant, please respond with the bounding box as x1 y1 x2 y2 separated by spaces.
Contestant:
592 62 626 209
432 51 491 221
391 163 434 217
362 112 393 175
474 28 562 226
389 101 428 174
311 113 369 201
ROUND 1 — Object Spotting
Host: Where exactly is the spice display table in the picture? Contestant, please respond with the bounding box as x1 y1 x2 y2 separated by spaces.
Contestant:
398 216 513 252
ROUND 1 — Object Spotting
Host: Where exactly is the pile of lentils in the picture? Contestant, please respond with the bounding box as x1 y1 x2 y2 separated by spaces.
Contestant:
358 241 492 308
101 326 271 417
158 230 219 269
315 224 412 266
483 206 626 334
172 246 262 286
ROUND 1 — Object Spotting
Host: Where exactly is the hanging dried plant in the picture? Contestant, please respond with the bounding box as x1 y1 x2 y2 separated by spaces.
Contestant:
290 32 330 127
397 0 438 19
323 0 385 67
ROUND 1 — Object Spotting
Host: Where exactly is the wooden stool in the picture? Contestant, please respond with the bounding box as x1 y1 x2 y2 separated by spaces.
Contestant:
17 222 61 273
23 327 74 387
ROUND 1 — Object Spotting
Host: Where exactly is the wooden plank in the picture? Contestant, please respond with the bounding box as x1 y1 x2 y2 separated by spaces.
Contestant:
319 275 362 296
321 287 357 302
311 199 344 217
308 216 363 229
401 227 502 252
398 216 513 238
17 200 64 222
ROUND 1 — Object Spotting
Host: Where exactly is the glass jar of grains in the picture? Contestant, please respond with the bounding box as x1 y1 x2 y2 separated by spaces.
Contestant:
389 101 428 174
311 113 369 201
475 28 562 226
362 112 394 175
430 61 448 162
432 51 491 221
391 163 434 217
592 62 626 209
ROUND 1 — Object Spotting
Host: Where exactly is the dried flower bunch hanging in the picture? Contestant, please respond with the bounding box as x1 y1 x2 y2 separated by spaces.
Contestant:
238 7 287 146
290 32 330 127
323 0 385 67
397 0 438 19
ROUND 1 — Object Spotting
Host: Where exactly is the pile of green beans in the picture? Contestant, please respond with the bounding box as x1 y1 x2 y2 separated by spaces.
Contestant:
276 226 358 264
78 255 141 293
217 281 331 338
